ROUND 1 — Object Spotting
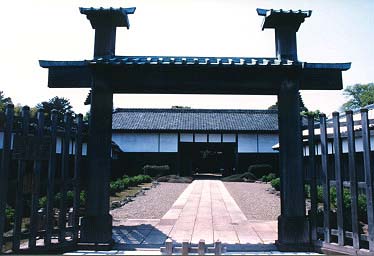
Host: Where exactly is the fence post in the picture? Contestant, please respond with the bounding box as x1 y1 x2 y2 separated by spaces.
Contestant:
332 112 345 246
59 112 72 243
29 108 45 249
198 239 205 255
45 109 58 247
72 114 83 242
0 104 14 251
12 106 30 251
361 109 374 251
319 114 331 243
346 110 360 249
307 115 317 241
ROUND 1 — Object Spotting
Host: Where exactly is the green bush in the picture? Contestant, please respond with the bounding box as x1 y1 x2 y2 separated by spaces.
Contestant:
80 190 86 206
5 205 15 231
39 196 48 208
271 178 281 191
39 190 86 208
110 175 152 195
248 164 273 179
261 173 277 182
142 165 170 177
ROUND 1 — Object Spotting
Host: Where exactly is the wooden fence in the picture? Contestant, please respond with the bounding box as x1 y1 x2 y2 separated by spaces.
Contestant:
304 109 374 255
0 104 85 253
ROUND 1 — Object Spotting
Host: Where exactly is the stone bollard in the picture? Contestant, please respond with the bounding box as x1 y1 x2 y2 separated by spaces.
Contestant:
67 208 74 226
165 238 173 255
198 239 205 255
214 239 222 255
182 240 189 255
37 208 46 232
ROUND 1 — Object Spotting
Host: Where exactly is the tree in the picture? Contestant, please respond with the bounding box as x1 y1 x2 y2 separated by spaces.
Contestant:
0 91 12 112
36 96 73 116
342 83 374 110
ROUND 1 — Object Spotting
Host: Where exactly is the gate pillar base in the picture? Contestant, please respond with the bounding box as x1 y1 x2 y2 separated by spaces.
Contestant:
276 215 311 251
80 214 113 244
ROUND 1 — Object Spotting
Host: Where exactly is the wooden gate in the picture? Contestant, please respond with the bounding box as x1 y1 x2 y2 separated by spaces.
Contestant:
0 104 85 254
304 109 374 255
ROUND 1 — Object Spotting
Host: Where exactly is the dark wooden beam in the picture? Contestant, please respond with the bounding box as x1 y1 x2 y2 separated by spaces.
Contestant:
41 62 345 93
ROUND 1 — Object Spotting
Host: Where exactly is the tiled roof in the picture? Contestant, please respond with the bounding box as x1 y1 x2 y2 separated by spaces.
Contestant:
91 56 295 66
79 7 136 28
40 57 350 71
112 108 278 132
85 56 350 70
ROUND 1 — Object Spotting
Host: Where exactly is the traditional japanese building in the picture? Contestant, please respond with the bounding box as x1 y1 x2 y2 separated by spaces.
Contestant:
111 108 279 176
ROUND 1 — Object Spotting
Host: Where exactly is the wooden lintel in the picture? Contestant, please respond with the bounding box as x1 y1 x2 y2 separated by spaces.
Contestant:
44 64 344 93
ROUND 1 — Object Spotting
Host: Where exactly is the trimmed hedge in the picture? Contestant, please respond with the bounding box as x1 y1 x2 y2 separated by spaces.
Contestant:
110 175 152 196
142 165 170 177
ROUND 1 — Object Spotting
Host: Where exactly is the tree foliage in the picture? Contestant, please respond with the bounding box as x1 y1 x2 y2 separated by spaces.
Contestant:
0 91 12 112
342 83 374 110
36 96 73 116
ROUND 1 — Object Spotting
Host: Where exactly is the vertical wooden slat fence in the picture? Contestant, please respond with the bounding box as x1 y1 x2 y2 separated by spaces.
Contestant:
319 113 331 244
12 106 30 251
305 108 374 255
361 109 374 251
45 109 58 247
0 105 86 254
346 110 360 249
332 112 345 246
29 109 45 249
0 104 14 251
307 115 317 241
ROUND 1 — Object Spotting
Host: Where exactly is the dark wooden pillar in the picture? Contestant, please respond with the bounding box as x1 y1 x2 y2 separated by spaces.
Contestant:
276 25 309 249
277 79 309 247
79 7 135 243
256 8 312 248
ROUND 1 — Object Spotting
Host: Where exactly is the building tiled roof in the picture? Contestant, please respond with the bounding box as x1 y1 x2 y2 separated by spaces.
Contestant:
112 108 278 132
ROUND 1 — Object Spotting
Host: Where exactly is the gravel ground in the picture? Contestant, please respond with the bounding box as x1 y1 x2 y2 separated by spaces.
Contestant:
224 182 280 221
111 182 188 225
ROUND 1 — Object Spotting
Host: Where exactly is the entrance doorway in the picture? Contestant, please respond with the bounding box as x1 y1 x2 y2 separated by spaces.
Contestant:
179 142 236 177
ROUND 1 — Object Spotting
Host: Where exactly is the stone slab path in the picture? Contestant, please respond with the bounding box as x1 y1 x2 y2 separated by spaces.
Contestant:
112 180 278 251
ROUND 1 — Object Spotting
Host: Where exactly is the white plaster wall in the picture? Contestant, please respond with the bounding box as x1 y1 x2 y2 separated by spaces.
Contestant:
195 133 207 142
112 133 159 152
180 133 193 142
222 134 236 142
258 134 279 153
238 134 257 153
160 133 178 152
209 134 221 142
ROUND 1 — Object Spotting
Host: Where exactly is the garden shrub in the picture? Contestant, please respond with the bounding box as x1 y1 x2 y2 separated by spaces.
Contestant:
5 204 15 231
261 173 277 182
110 175 152 195
142 165 170 177
39 190 87 208
271 178 280 191
248 164 273 179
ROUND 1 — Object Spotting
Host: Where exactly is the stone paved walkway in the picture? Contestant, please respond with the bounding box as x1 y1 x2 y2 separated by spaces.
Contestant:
113 180 278 251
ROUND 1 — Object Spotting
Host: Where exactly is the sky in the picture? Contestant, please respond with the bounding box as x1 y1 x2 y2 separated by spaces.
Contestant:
0 0 373 115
